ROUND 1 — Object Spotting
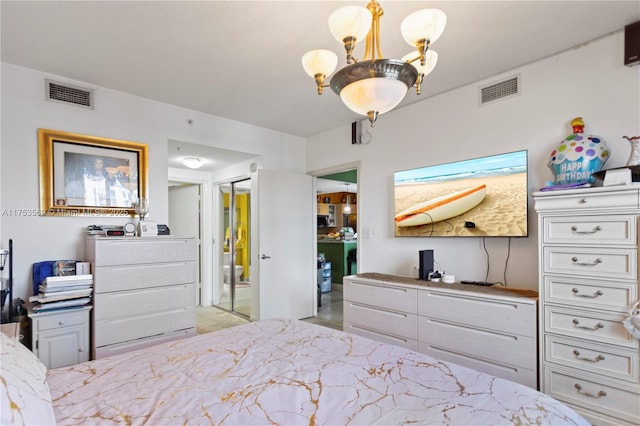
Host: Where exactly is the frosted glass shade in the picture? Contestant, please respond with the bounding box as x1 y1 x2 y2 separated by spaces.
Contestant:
301 49 338 78
339 78 408 116
182 157 203 169
401 9 447 46
402 50 438 77
328 6 372 44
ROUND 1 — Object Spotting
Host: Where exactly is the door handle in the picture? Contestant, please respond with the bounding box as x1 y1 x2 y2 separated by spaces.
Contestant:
260 254 271 260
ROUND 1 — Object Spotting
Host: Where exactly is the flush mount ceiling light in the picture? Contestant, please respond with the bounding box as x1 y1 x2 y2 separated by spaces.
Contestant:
182 157 204 169
302 1 446 127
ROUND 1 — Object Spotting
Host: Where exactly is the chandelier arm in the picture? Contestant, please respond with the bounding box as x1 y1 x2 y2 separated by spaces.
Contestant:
415 74 424 95
373 6 383 59
416 38 430 66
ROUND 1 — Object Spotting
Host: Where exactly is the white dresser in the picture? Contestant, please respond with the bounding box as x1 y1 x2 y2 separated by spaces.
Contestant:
86 236 197 359
534 185 640 426
343 273 538 388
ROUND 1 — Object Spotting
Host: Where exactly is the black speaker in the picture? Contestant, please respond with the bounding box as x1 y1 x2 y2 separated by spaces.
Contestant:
625 21 640 67
418 249 434 281
351 121 361 144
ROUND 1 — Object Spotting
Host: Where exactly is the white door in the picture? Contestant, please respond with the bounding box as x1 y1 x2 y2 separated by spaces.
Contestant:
168 184 201 303
250 169 315 320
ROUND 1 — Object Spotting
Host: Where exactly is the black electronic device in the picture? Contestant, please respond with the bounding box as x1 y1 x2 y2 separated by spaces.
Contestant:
157 224 170 235
625 21 640 67
461 280 493 286
418 249 434 281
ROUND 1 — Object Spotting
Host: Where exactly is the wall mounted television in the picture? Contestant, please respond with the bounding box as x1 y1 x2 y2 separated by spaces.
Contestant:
394 150 528 237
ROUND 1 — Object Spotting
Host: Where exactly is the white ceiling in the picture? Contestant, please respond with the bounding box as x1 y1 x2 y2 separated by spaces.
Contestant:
2 1 639 172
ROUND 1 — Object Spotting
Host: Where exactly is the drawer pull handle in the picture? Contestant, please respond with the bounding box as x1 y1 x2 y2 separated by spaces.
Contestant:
571 257 602 266
78 347 85 352
572 288 604 298
570 225 601 234
578 198 587 204
58 321 65 325
572 319 604 330
573 350 605 363
574 384 606 399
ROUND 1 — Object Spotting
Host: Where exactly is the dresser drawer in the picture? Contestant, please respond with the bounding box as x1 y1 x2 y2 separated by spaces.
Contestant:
94 261 196 293
545 366 640 424
95 328 196 359
418 316 536 370
534 189 639 212
32 309 88 331
545 306 637 349
418 342 537 389
343 322 418 351
94 283 195 320
95 305 196 347
545 335 639 383
344 278 417 314
418 290 536 337
543 275 637 311
543 246 636 279
88 237 196 266
343 301 417 340
542 215 637 245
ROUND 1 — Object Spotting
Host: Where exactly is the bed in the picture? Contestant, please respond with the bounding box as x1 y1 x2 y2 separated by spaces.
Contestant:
2 319 589 425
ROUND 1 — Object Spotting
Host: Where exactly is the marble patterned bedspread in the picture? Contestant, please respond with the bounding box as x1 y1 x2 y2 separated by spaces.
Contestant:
48 319 588 425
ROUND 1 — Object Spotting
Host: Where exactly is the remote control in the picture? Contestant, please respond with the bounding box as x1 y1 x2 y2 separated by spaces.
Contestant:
460 280 493 286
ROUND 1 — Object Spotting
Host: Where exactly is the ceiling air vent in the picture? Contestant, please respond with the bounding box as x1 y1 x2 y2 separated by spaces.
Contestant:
45 79 94 109
478 74 520 106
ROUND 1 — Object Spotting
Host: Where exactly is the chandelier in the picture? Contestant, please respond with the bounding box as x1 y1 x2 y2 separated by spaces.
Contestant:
302 1 446 127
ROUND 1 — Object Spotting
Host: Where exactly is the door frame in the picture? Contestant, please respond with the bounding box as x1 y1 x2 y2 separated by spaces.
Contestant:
309 161 361 281
168 167 213 306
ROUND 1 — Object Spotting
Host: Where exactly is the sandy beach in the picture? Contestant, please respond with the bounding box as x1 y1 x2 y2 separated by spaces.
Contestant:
394 173 528 237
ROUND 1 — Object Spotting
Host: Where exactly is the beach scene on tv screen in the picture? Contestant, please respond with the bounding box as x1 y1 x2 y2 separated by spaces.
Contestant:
394 151 528 237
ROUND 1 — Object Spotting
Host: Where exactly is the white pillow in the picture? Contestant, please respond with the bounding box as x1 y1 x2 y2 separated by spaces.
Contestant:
0 331 56 425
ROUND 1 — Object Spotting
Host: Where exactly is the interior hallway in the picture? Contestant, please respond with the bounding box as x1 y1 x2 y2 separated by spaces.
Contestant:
196 287 343 334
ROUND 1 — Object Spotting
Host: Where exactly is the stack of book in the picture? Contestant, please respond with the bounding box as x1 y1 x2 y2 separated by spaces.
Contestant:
29 274 93 312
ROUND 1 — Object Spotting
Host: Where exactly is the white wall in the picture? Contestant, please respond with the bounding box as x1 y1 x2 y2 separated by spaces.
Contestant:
306 31 640 290
0 63 306 300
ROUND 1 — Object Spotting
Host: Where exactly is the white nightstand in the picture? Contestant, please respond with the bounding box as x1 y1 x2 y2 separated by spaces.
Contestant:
29 306 91 369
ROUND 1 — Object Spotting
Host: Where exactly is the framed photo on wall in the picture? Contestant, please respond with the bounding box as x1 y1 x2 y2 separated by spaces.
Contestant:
38 128 148 216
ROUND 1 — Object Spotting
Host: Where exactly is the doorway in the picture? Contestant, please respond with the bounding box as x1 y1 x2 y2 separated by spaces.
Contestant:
314 167 358 328
216 179 251 317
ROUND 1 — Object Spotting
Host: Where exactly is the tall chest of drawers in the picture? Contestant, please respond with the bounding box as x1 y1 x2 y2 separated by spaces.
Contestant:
86 236 197 359
534 186 640 426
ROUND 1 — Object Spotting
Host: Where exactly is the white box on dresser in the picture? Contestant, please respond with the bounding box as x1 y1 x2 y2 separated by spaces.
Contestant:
343 273 538 388
534 185 640 426
86 236 197 359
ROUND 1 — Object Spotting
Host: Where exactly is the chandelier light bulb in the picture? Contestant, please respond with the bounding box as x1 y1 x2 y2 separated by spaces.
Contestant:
301 49 338 78
328 5 372 45
400 9 447 46
340 77 408 117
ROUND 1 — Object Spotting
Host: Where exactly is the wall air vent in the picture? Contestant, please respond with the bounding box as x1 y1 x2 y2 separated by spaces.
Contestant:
478 74 520 106
45 79 94 109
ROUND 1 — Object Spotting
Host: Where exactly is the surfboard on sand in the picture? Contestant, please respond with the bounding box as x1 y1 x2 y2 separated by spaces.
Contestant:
395 184 487 227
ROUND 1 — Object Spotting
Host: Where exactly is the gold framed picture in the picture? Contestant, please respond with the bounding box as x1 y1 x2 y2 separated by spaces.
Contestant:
38 128 148 217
